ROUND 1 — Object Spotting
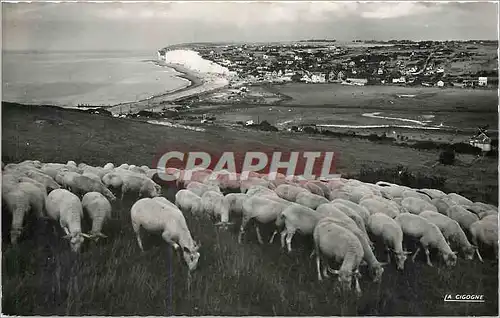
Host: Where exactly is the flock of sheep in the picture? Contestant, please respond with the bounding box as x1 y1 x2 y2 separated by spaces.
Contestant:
2 159 498 296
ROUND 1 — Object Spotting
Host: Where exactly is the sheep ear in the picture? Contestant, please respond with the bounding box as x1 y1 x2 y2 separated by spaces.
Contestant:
403 250 413 255
81 233 92 238
98 232 108 238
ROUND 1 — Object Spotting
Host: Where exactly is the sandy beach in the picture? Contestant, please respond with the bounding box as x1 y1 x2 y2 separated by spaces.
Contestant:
108 60 229 115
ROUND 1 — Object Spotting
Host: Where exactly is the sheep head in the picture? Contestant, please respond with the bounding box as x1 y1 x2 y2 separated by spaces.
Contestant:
462 245 477 261
393 249 412 270
442 251 458 267
182 246 200 272
63 232 91 252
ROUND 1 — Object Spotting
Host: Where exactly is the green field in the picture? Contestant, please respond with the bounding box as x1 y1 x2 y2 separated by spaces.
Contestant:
2 102 498 315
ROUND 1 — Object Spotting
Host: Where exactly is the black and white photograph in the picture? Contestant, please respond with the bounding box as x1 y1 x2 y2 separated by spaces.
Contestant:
1 0 499 316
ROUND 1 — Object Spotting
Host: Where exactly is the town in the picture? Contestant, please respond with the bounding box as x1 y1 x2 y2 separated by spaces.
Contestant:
159 40 498 88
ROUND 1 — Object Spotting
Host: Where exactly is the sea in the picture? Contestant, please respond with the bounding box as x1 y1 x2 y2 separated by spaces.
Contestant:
2 50 190 107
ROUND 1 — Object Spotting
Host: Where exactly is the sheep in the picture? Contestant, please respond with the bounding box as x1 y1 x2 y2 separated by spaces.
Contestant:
447 193 474 207
401 197 438 215
20 169 61 192
102 172 161 200
82 172 102 183
330 199 371 224
152 196 178 209
246 185 276 197
55 170 81 189
81 165 111 179
330 202 371 242
394 213 457 267
401 189 432 203
367 213 410 270
81 192 112 240
66 175 117 202
469 218 498 262
103 163 115 170
307 180 330 198
175 189 203 215
346 185 380 204
129 166 147 175
45 189 90 252
273 204 322 252
225 193 248 217
419 211 479 260
445 205 479 232
313 217 364 295
240 177 271 193
118 163 130 170
239 196 288 244
201 190 231 224
130 198 200 271
359 197 400 219
418 188 446 200
3 182 46 244
275 184 308 202
320 216 385 283
41 163 80 179
300 181 325 197
328 188 352 201
316 204 361 231
432 196 458 215
295 191 329 210
186 181 221 197
465 202 498 219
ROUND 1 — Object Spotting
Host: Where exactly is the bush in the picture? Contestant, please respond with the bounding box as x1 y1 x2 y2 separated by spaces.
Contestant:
439 148 456 165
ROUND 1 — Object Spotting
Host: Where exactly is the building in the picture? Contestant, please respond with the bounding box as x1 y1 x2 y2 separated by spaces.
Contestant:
478 77 488 86
436 80 445 87
346 78 368 86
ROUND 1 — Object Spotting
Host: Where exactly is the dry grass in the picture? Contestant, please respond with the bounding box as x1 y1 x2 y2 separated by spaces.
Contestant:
2 102 498 315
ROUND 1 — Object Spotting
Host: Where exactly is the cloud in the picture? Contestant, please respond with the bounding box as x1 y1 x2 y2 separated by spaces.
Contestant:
361 2 442 19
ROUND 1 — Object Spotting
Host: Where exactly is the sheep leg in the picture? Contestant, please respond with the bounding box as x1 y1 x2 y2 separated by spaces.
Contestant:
316 253 323 281
132 222 144 251
354 275 362 296
161 232 182 263
280 229 287 249
424 247 433 267
412 247 421 262
285 230 295 253
238 217 250 244
255 224 264 244
269 230 278 244
475 248 484 263
385 247 392 263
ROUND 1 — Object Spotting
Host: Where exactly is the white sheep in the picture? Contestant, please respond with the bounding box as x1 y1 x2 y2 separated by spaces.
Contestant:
240 177 271 193
469 218 498 262
419 211 478 260
273 203 322 252
131 198 200 271
401 189 432 203
394 213 457 267
3 181 46 244
359 197 400 219
186 181 221 197
307 180 330 198
20 169 61 192
152 196 178 209
175 189 203 215
300 181 325 197
239 196 288 244
447 193 474 207
82 172 102 183
401 197 438 215
313 217 364 295
201 190 231 224
45 189 90 252
418 188 446 200
330 198 371 223
330 201 371 242
367 213 410 270
81 192 112 240
328 188 352 201
65 174 117 202
465 202 498 219
41 163 81 179
102 172 161 200
275 184 308 202
225 193 248 217
103 163 115 170
246 185 276 197
432 196 458 215
295 191 329 210
446 205 479 232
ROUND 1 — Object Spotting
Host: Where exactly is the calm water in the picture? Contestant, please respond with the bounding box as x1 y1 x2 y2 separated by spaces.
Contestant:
2 50 189 107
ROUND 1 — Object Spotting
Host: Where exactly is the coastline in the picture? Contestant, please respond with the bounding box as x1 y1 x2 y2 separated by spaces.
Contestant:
107 60 228 115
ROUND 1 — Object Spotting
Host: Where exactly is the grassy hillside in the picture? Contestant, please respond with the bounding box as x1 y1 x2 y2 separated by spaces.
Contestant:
2 102 498 315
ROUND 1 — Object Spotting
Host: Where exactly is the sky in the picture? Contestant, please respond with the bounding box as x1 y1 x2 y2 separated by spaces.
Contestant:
2 1 499 51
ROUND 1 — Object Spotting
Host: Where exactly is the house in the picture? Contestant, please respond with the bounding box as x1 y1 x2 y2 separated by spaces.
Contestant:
469 131 491 152
301 74 312 83
346 78 368 86
478 77 488 86
328 70 338 82
337 70 346 81
392 76 407 84
436 80 445 87
310 73 326 83
377 68 384 75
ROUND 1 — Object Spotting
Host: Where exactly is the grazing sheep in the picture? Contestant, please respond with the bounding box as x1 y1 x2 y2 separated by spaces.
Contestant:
347 185 380 204
41 163 81 179
82 172 102 183
55 170 81 189
395 213 457 267
118 164 130 170
447 193 474 207
308 180 330 198
328 188 351 201
131 198 200 271
418 188 446 200
419 211 478 260
359 197 400 219
239 196 288 244
102 172 161 200
186 181 221 197
80 165 110 179
275 184 308 202
465 202 498 219
469 218 498 262
401 190 432 203
313 217 364 295
240 177 271 193
300 181 325 197
20 169 61 192
45 189 90 252
322 216 386 283
432 196 458 215
175 189 203 215
316 204 361 232
3 182 46 244
446 205 479 232
81 192 112 240
401 197 438 215
273 204 322 252
330 202 371 242
129 166 147 175
66 175 116 202
330 199 371 224
103 163 115 170
225 193 248 217
295 191 329 210
201 190 231 224
246 185 276 197
367 213 410 270
152 196 178 209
